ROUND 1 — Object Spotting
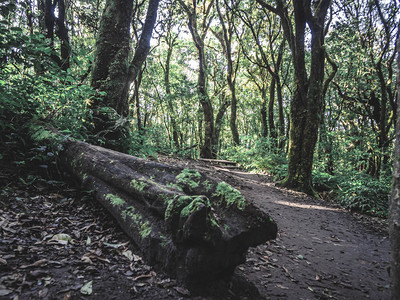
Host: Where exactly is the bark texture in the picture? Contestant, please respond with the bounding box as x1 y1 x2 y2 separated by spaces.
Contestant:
178 0 217 159
90 0 160 152
256 0 331 195
30 124 278 286
390 27 400 300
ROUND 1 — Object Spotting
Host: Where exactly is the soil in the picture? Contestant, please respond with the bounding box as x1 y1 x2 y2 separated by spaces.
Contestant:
0 157 390 299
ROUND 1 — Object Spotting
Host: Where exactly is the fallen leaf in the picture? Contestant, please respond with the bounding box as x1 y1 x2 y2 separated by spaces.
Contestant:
38 288 48 298
297 255 304 260
49 233 74 245
80 281 93 295
276 284 289 290
0 289 13 296
315 273 322 281
132 254 142 262
0 258 7 265
86 236 91 246
174 286 190 296
104 242 125 248
81 253 110 264
20 259 48 269
81 256 93 264
133 272 155 281
62 291 72 300
43 276 53 286
122 250 134 261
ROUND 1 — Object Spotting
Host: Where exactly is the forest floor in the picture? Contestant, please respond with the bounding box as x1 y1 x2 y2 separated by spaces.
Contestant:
0 157 390 299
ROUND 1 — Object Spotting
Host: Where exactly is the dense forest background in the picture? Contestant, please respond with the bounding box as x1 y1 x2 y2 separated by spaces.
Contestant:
0 0 398 218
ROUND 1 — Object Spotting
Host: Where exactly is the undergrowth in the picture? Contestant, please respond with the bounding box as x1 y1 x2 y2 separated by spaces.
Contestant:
221 136 390 218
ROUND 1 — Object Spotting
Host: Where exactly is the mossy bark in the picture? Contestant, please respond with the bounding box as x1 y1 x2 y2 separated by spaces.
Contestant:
389 29 400 300
89 0 160 152
257 0 331 196
90 0 133 116
29 123 277 286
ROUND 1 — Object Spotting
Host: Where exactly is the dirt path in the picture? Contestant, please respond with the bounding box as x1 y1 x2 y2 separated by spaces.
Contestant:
0 160 391 299
203 166 390 299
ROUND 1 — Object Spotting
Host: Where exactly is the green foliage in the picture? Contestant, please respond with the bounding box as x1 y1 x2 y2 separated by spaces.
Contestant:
336 173 390 218
213 182 246 210
221 136 288 180
175 169 202 191
0 3 98 164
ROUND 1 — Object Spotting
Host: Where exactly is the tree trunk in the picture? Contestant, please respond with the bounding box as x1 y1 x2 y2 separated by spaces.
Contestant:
179 0 216 159
389 27 400 300
90 0 160 152
256 0 331 195
90 0 134 115
196 34 215 159
214 96 230 153
261 87 269 138
38 0 70 71
164 32 180 148
29 123 277 287
268 77 277 141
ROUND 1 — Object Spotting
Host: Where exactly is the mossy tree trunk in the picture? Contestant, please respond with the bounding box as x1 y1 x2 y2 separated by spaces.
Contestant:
178 0 217 159
29 123 277 287
215 0 240 145
389 26 400 300
256 0 331 195
90 0 160 152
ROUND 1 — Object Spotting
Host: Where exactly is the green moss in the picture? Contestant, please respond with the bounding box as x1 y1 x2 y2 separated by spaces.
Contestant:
213 182 246 210
164 195 211 224
122 206 152 238
164 195 193 221
139 221 152 238
159 235 168 248
180 196 210 218
157 193 174 204
210 217 219 228
175 169 202 191
130 179 147 192
105 193 126 207
202 180 214 192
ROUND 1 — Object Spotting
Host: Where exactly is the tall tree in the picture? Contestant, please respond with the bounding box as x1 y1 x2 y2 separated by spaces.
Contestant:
90 0 160 151
390 20 400 300
38 0 70 71
237 5 287 148
178 0 217 158
331 0 399 178
214 0 241 145
256 0 331 195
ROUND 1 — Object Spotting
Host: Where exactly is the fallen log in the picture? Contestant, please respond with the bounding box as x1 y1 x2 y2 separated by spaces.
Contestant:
29 123 277 286
197 158 237 166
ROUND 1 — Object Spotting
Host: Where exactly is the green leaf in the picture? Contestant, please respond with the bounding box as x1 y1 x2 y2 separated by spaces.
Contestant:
10 27 23 32
80 281 93 295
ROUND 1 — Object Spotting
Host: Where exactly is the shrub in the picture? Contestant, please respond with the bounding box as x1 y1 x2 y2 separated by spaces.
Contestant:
336 172 390 217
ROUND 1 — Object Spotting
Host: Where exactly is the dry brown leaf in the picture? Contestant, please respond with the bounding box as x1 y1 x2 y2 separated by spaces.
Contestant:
174 286 190 296
20 259 48 269
62 291 72 300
